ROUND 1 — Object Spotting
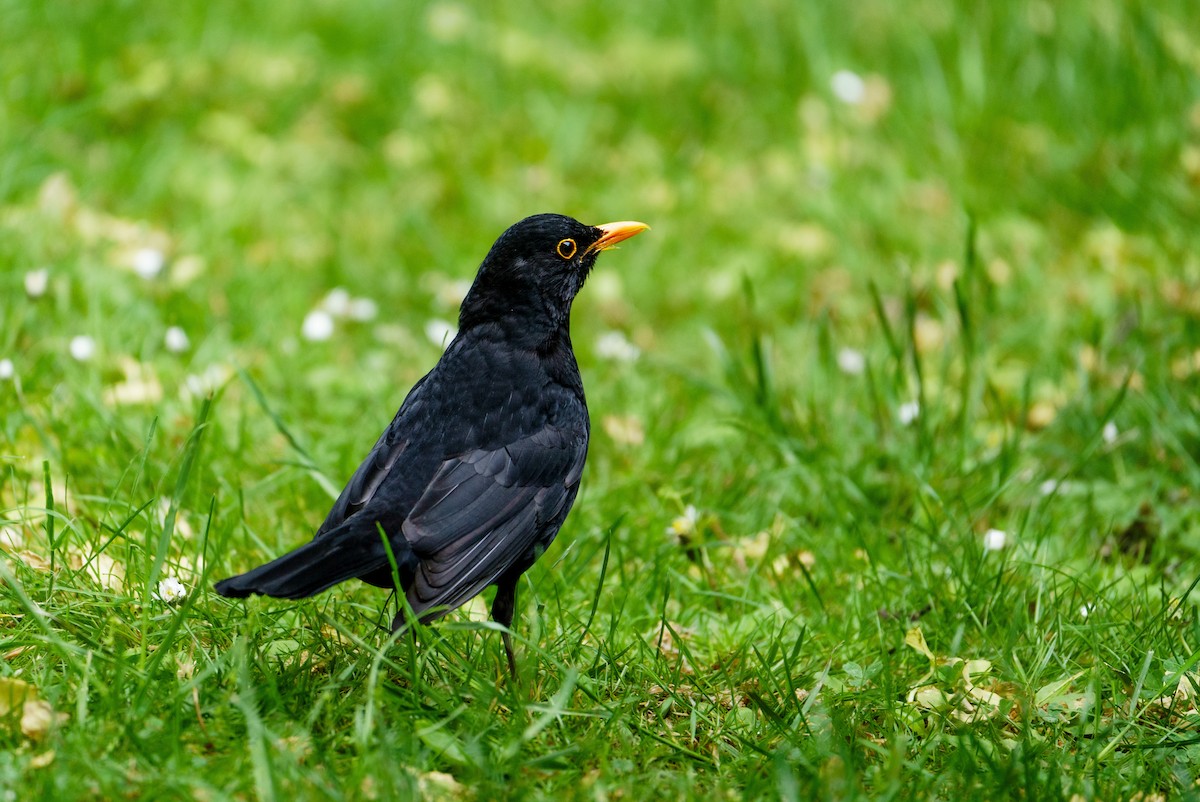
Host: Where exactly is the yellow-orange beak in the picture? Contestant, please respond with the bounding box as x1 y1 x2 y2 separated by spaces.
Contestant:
587 220 650 254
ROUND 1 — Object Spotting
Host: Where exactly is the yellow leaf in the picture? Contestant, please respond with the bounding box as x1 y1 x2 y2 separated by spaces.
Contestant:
20 700 57 740
904 627 934 661
1035 672 1085 707
963 659 992 676
966 686 1004 708
0 677 36 715
1176 673 1200 702
417 770 464 801
30 750 55 768
0 678 67 740
602 414 645 446
909 685 949 709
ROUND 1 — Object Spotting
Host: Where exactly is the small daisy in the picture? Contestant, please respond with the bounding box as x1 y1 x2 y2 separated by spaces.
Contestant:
666 505 699 539
184 364 232 398
982 528 1007 551
836 347 865 376
164 326 190 353
830 70 866 104
348 297 378 322
595 331 640 362
156 576 188 605
1039 479 1059 496
898 400 920 426
131 247 166 280
69 335 96 362
1102 421 1118 444
302 309 335 342
0 358 13 380
322 287 352 316
24 269 50 298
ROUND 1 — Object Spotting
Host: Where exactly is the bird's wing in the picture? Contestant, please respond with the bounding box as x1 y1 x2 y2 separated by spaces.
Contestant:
400 425 587 618
314 428 408 537
314 378 431 538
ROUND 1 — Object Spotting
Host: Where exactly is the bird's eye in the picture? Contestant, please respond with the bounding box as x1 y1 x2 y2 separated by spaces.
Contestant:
556 238 577 260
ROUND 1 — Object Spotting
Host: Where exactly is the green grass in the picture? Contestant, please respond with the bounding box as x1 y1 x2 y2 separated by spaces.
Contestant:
3 0 1200 798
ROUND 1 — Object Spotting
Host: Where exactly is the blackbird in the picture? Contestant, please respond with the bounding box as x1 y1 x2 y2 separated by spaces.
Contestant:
214 213 648 673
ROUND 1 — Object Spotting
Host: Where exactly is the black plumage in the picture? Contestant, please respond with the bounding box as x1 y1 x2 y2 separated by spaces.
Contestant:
214 214 648 673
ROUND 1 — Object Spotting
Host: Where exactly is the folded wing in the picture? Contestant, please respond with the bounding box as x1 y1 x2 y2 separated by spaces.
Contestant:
400 425 586 619
314 378 433 538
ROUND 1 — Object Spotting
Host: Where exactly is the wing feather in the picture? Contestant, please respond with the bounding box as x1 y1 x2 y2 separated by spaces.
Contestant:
400 426 586 618
314 380 430 537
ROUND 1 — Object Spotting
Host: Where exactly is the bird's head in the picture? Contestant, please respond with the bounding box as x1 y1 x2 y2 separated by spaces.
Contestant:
459 214 649 333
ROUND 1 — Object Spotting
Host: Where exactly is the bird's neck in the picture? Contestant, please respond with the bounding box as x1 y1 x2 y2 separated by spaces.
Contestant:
459 292 573 348
458 303 582 392
500 311 575 357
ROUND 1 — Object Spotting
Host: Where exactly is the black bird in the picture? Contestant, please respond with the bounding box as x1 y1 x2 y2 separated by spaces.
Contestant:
215 214 648 673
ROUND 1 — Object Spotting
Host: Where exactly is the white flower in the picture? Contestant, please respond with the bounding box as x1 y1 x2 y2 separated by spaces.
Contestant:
1102 421 1118 444
164 326 190 353
836 347 865 375
183 364 232 398
69 335 96 362
24 269 50 298
0 358 13 380
1039 479 1059 496
897 400 920 426
424 319 457 349
322 287 352 316
595 331 641 362
318 288 376 322
301 309 335 342
1079 603 1094 618
666 505 699 538
155 576 188 605
131 247 166 279
348 297 378 322
982 528 1007 551
831 70 866 104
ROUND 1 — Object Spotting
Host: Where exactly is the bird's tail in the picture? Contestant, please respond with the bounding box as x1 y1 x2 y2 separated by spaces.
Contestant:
214 526 401 600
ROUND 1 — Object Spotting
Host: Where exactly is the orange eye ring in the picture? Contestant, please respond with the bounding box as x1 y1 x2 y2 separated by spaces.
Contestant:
557 238 577 260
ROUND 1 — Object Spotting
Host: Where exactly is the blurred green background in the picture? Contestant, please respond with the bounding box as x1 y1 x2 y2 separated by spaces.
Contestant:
2 0 1200 799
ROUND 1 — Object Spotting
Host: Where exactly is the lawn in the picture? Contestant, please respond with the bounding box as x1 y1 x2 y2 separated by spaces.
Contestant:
2 0 1200 799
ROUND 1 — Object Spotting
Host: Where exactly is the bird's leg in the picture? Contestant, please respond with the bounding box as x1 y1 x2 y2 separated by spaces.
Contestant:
491 577 519 678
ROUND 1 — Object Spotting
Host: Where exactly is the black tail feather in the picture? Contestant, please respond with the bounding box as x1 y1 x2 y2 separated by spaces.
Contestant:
214 528 400 600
